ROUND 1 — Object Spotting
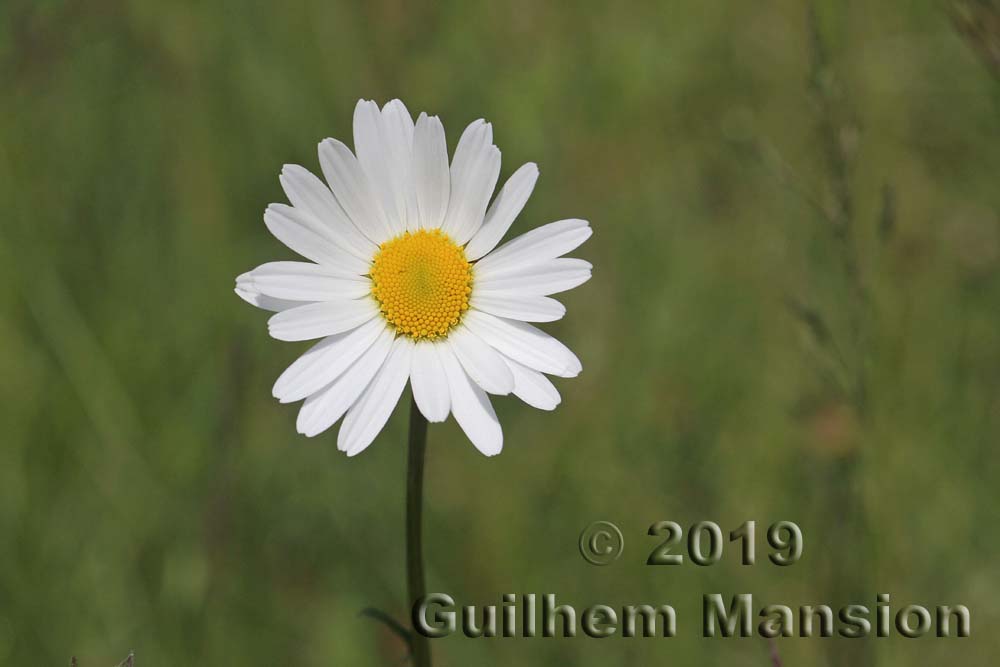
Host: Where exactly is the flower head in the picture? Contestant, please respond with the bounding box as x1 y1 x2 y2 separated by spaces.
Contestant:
236 99 591 456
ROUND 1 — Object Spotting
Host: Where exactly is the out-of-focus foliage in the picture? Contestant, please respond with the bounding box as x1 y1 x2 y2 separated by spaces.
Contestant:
1 1 998 664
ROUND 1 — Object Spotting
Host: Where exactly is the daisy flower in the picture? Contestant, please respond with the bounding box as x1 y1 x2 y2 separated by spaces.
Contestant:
236 99 591 457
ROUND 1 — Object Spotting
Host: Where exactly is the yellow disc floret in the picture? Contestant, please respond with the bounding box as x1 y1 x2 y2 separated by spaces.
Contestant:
369 229 473 340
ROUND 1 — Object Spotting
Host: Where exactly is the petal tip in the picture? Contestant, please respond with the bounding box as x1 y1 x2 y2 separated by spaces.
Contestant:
233 286 254 304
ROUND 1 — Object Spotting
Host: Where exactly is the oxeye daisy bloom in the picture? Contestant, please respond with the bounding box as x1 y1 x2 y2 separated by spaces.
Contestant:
236 99 591 457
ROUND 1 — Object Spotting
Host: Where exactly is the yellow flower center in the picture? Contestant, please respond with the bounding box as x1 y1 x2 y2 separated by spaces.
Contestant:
369 229 472 340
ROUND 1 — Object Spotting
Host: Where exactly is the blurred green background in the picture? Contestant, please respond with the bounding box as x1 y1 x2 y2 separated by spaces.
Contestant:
2 0 999 664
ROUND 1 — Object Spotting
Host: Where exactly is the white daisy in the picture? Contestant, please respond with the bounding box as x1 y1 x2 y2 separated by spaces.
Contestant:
236 99 591 457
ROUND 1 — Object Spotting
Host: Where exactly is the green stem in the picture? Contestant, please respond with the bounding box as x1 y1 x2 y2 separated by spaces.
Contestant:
406 396 432 667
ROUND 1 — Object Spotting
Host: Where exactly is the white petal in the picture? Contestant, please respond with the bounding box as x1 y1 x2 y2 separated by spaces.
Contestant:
352 100 407 236
441 120 501 245
380 100 420 231
474 258 592 296
267 299 378 342
235 271 308 309
462 310 582 378
464 163 539 260
502 355 561 411
446 326 514 395
412 113 450 230
438 343 503 456
234 286 303 313
469 293 565 323
410 341 450 422
318 137 395 243
241 261 370 301
279 164 377 260
296 327 395 437
338 336 414 456
474 219 591 277
273 317 387 403
264 204 371 275
448 120 491 180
